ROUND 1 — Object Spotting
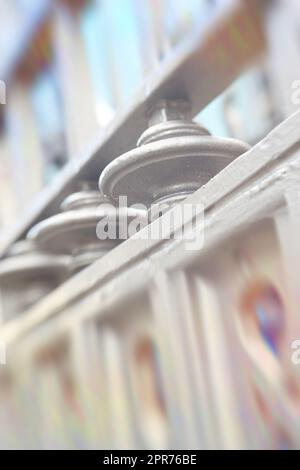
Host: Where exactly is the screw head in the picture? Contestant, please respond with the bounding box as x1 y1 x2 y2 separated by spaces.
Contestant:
147 99 191 127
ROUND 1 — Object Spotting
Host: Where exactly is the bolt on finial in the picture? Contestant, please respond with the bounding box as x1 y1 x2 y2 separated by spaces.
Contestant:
138 99 209 147
147 99 191 127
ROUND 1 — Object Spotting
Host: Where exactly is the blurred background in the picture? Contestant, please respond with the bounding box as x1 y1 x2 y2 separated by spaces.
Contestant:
0 0 299 234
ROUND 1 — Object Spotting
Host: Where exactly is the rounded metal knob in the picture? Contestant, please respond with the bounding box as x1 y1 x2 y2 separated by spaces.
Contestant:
100 100 250 210
0 240 70 281
0 240 70 319
28 189 147 272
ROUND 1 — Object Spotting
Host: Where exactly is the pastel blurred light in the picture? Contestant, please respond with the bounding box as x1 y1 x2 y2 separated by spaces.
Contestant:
0 0 49 79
